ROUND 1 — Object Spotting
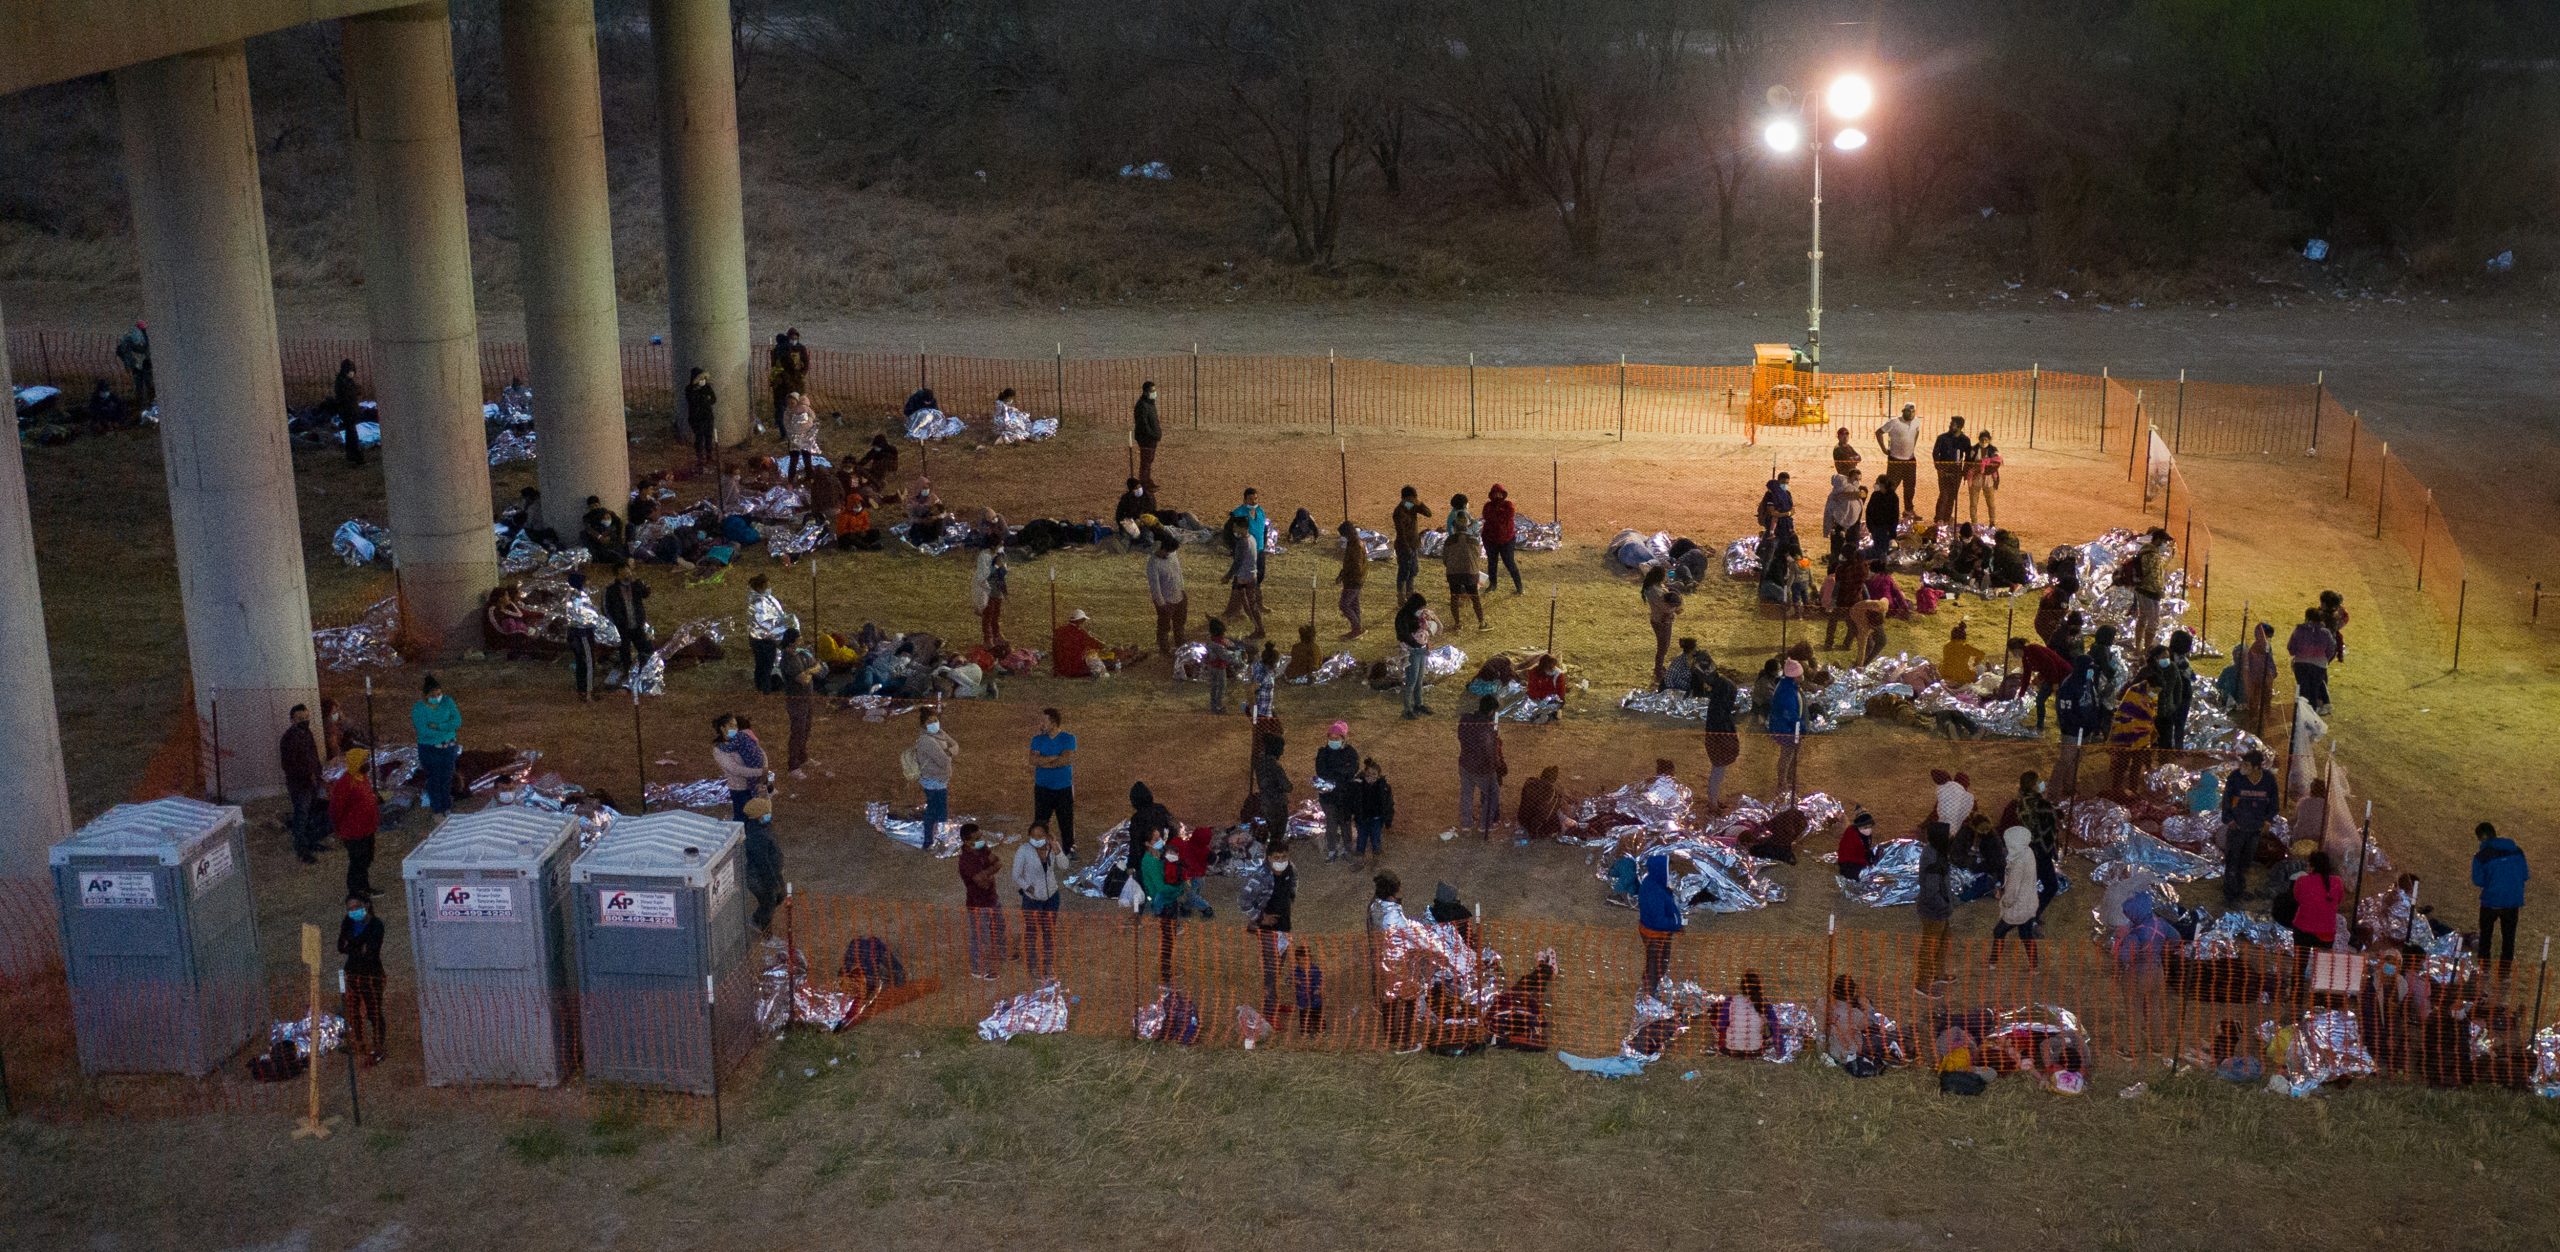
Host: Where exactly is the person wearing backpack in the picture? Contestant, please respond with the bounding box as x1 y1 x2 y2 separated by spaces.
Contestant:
2112 893 2179 1060
2472 821 2529 968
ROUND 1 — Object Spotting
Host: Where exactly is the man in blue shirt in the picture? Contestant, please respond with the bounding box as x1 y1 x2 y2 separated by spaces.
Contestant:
1029 707 1079 861
1231 487 1270 585
2473 821 2529 966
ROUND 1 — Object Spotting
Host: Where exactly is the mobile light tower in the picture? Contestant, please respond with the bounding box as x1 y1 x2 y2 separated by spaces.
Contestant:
1762 73 1873 373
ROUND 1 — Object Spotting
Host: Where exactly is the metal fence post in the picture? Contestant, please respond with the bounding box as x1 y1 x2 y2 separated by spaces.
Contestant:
2416 490 2432 591
1328 348 1338 434
1467 352 1478 439
2172 368 2187 454
2308 369 2324 455
2344 414 2358 499
2453 579 2468 672
2375 443 2389 539
917 348 927 393
1190 343 1200 430
208 693 226 802
2097 366 2109 456
2026 362 2039 449
34 331 54 387
1053 343 1064 425
1884 367 1896 417
1617 354 1628 441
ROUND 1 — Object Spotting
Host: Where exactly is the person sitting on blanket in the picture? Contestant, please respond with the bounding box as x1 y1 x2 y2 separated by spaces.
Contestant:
1051 608 1142 678
1522 653 1567 703
486 582 541 645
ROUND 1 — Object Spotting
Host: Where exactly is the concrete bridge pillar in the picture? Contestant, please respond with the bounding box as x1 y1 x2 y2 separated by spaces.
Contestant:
0 302 74 875
650 0 753 445
344 2 498 654
501 0 632 540
113 42 319 797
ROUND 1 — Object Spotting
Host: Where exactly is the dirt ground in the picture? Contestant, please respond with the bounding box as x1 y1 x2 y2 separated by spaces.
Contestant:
7 292 2558 1248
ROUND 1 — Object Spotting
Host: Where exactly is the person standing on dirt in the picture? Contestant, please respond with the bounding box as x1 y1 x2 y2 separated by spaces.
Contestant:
331 748 382 900
1864 476 1900 561
1146 535 1187 654
605 564 651 677
1231 487 1271 585
1914 822 1954 996
781 628 824 775
1482 484 1523 595
685 367 718 467
1221 515 1266 638
280 703 325 864
1456 694 1507 839
1636 850 1684 992
1334 520 1367 639
1443 497 1488 631
411 676 462 815
1131 380 1162 488
333 358 365 467
337 893 387 1065
2219 749 2280 904
1396 592 1433 718
1701 659 1740 813
740 795 783 932
1029 707 1079 862
911 708 958 851
1641 566 1681 686
2287 606 2339 715
1874 403 1921 521
1928 415 1971 526
2152 630 2197 752
1987 826 2042 971
957 823 1004 980
1315 720 1360 860
1831 426 1861 477
116 320 153 408
770 328 811 433
1391 485 1434 599
1767 659 1805 799
2472 821 2528 968
1249 843 1296 1018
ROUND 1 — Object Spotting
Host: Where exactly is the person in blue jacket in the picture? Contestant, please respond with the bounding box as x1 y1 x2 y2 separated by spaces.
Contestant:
1636 851 1685 993
2472 821 2529 966
1766 658 1805 799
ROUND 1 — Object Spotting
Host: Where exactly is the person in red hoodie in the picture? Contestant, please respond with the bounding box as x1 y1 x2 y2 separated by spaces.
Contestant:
1481 484 1523 595
2003 635 2074 735
330 748 383 900
1835 811 1877 882
1170 823 1217 917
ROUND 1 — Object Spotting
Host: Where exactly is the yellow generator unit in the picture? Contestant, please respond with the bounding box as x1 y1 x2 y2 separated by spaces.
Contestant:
1748 342 1826 427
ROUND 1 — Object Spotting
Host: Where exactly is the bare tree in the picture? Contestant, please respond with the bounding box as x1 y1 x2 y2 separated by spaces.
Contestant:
1435 0 1692 254
1685 0 1774 263
1185 0 1375 265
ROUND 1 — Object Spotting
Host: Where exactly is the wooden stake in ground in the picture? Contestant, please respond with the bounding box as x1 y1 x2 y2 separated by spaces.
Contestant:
1308 574 1319 630
1338 439 1350 521
291 923 336 1141
1546 586 1558 655
630 685 647 813
1048 563 1060 637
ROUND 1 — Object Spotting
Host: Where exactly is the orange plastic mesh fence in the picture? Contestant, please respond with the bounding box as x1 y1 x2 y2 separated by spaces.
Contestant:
1 873 2544 1127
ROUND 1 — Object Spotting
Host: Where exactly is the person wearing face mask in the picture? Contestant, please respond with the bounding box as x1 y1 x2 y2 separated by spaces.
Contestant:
1138 828 1182 983
1314 721 1360 861
712 714 767 822
1013 820 1063 980
1250 846 1297 1018
740 795 784 932
410 675 463 815
338 893 387 1064
956 823 1005 980
910 709 959 851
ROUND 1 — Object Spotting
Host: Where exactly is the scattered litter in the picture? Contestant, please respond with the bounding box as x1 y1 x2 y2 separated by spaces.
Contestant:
2488 250 2515 273
1118 160 1173 181
2303 239 2329 262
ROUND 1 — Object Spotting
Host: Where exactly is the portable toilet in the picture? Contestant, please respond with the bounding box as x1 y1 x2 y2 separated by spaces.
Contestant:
48 798 264 1075
570 809 755 1094
402 805 581 1087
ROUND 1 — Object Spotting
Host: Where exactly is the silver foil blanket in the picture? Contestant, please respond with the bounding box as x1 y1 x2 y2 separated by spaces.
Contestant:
1368 644 1467 685
546 588 624 648
905 408 965 441
768 520 832 560
741 484 807 523
485 388 534 427
464 749 544 796
1723 536 1761 579
747 591 799 641
332 519 391 566
1374 916 1501 1022
500 535 589 578
644 778 730 812
314 597 404 671
2273 1009 2378 1096
840 694 926 722
1653 839 1789 912
978 981 1073 1042
1289 652 1361 685
1064 820 1134 898
754 940 860 1034
2186 909 2296 960
1617 983 1816 1063
1605 529 1673 572
1499 694 1562 723
867 800 968 857
885 521 970 557
270 1013 348 1061
629 617 728 696
1616 686 1756 721
2054 529 2207 653
487 428 539 466
990 403 1059 445
1837 838 1989 908
1133 988 1201 1044
324 743 419 791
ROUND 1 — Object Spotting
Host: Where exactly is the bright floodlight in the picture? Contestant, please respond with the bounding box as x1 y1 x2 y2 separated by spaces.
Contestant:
1763 118 1802 152
1826 74 1874 120
1833 127 1868 151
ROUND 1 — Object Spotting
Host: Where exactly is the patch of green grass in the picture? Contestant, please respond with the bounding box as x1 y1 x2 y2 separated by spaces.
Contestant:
501 1122 573 1164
